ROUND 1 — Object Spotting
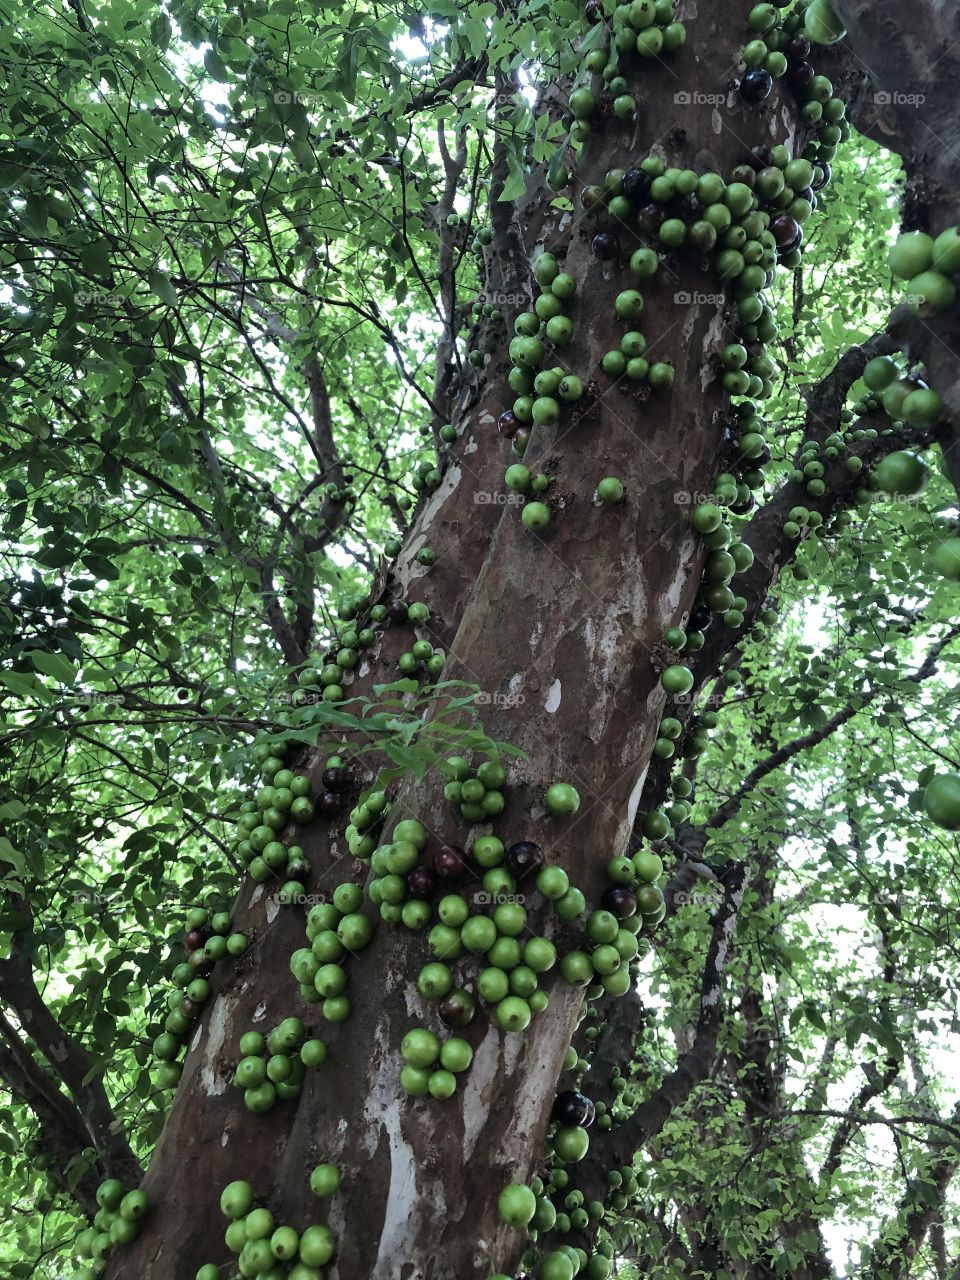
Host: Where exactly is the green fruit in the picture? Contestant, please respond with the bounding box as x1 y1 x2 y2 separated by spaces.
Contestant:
615 290 644 321
400 1028 440 1067
270 1225 300 1260
908 270 956 315
461 915 498 953
309 1163 342 1197
924 774 960 830
661 665 694 695
890 232 934 280
597 477 624 504
439 1037 474 1072
220 1180 255 1220
300 1038 328 1068
536 866 570 899
428 1068 458 1099
496 995 532 1031
804 0 845 43
863 356 898 391
692 503 722 534
569 88 596 119
554 1125 590 1163
545 782 580 816
902 388 943 425
874 451 927 495
522 501 551 532
932 536 960 581
560 951 594 986
499 1182 537 1228
932 226 960 275
299 1225 335 1268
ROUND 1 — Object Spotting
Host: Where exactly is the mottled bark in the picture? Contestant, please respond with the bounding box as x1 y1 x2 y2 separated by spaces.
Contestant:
101 6 960 1280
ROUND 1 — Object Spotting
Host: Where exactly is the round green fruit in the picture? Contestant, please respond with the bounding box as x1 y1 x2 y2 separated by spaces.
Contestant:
499 1182 537 1228
545 782 581 817
924 774 960 830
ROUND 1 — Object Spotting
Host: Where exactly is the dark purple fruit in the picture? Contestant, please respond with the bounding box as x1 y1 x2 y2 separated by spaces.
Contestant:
731 494 755 514
504 841 544 880
784 34 811 64
498 410 520 437
407 866 438 899
439 989 476 1027
601 885 638 919
787 62 814 92
637 204 667 232
591 233 618 261
316 791 344 816
622 166 652 204
811 161 831 190
730 164 757 188
434 844 468 879
770 213 801 247
585 0 602 20
387 602 408 623
740 69 773 104
322 766 348 790
689 604 713 632
748 145 775 171
183 929 206 954
552 1090 596 1127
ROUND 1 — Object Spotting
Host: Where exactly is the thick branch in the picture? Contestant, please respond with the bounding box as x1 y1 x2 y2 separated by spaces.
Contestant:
0 947 141 1187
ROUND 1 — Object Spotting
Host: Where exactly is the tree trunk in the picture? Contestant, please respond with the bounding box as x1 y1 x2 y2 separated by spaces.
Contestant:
105 6 850 1277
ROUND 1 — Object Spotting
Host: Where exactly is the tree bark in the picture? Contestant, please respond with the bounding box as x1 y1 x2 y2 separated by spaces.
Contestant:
102 5 956 1279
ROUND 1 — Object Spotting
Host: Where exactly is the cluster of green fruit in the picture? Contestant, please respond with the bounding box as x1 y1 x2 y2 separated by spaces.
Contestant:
558 850 665 992
498 1162 639 1279
443 755 508 820
860 354 944 428
70 1178 148 1276
738 2 849 157
289 884 374 1021
236 741 315 873
504 459 555 532
570 0 686 146
890 227 960 318
230 1019 329 1113
296 622 378 706
495 251 584 477
157 905 248 1089
398 1026 475 1098
211 1177 336 1278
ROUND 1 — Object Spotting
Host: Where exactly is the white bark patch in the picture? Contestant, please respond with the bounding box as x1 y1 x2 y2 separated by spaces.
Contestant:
626 766 649 839
711 107 723 135
461 1026 503 1159
265 897 281 925
221 1132 229 1147
253 1002 268 1023
198 994 232 1096
529 621 543 651
544 679 562 713
700 311 727 391
508 671 525 699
